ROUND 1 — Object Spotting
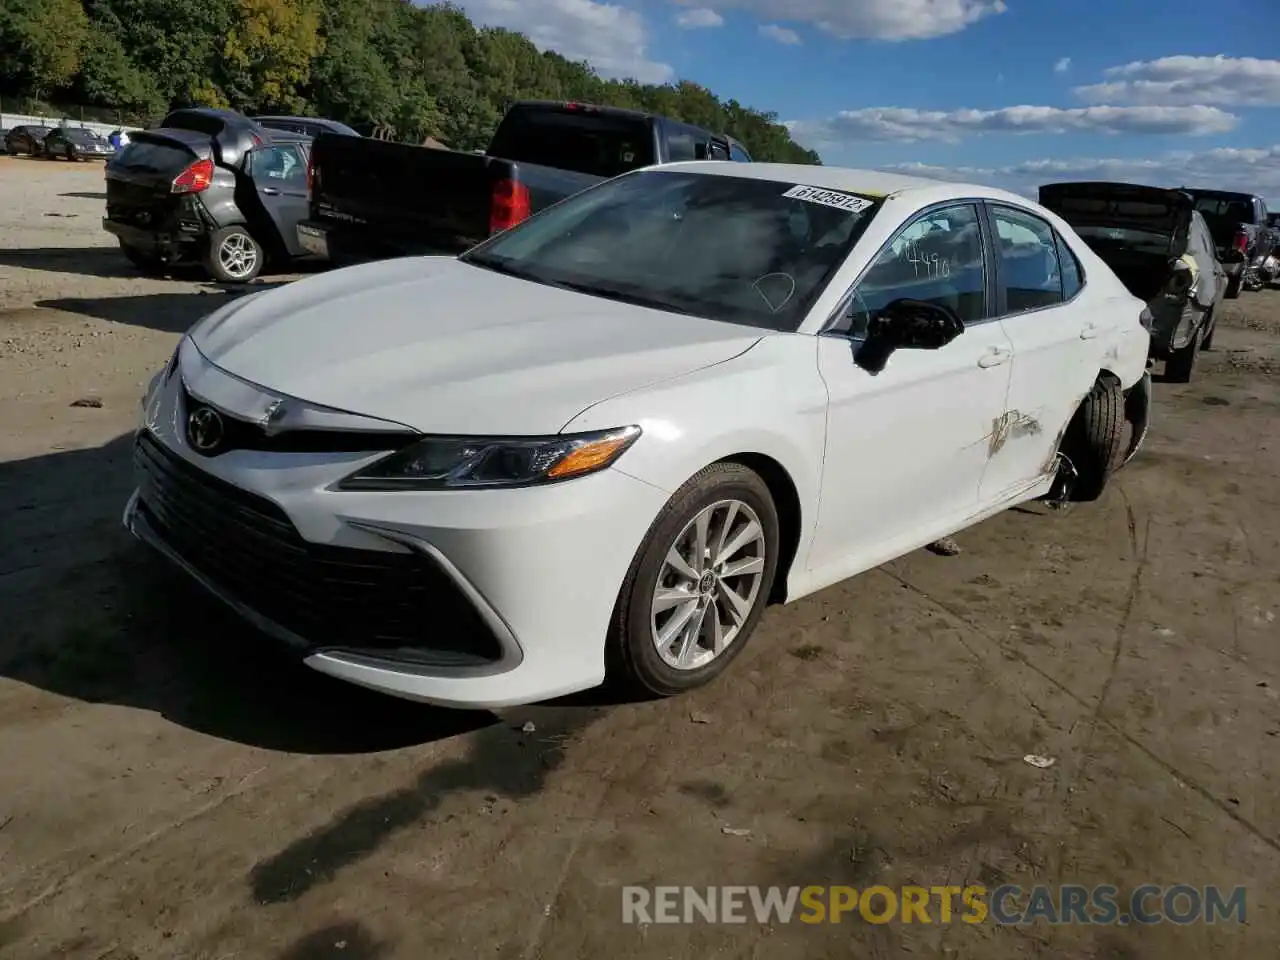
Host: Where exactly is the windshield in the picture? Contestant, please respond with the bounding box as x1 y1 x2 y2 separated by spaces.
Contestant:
460 171 879 331
63 129 96 143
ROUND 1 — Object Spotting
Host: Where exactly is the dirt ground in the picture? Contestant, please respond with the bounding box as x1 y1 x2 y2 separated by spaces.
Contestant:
0 155 1277 960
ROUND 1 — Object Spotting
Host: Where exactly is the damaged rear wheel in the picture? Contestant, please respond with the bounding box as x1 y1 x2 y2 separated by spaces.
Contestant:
1058 378 1127 502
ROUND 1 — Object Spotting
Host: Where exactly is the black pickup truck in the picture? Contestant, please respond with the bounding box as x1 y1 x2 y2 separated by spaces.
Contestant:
297 100 751 262
1179 188 1273 297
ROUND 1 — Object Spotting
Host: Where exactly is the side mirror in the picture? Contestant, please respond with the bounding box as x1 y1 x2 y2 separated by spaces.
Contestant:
854 299 964 374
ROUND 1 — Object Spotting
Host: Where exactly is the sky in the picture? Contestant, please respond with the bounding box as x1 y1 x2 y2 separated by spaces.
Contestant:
430 0 1280 203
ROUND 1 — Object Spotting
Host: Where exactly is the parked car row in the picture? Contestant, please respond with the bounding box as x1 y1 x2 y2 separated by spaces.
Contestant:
3 123 138 159
95 101 1273 388
100 100 752 284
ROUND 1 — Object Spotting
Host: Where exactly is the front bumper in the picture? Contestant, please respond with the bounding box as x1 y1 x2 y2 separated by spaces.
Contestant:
124 363 668 708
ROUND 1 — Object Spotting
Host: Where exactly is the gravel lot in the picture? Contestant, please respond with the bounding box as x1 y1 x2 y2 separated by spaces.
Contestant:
1 154 1278 959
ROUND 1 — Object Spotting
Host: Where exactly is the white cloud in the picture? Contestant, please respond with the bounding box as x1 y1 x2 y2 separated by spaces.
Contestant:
1074 55 1280 107
787 104 1239 144
672 0 1006 40
675 6 723 27
759 23 801 44
446 0 673 84
1054 56 1071 74
880 146 1280 204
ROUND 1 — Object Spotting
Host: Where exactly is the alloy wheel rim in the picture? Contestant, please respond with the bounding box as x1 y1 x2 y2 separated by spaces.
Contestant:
650 498 766 671
218 233 257 280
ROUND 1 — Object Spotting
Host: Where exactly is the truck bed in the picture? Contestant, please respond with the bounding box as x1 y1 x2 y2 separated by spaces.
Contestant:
307 133 601 257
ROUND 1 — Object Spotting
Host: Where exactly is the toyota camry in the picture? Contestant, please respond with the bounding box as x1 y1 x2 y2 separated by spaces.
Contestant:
126 162 1152 708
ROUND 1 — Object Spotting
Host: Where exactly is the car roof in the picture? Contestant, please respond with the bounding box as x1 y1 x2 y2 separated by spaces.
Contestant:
254 115 356 134
263 130 311 144
644 160 1027 203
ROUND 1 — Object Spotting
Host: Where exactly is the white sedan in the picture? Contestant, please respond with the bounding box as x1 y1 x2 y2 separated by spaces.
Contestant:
125 163 1152 708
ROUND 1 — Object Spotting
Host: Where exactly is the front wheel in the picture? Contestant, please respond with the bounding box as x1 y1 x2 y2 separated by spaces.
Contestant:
204 225 263 283
1225 274 1242 299
609 463 780 698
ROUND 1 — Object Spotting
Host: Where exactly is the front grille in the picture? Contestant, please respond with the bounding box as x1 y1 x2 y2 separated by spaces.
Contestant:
180 385 418 455
133 432 503 663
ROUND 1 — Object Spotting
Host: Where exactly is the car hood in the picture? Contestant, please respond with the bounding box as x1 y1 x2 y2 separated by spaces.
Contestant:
189 256 765 434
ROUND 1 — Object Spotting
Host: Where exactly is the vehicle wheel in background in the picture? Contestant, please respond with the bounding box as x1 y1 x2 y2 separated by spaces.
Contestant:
205 225 263 283
1224 275 1242 299
1061 378 1127 502
1200 311 1217 351
1165 324 1201 383
609 462 780 698
118 240 166 274
65 146 75 162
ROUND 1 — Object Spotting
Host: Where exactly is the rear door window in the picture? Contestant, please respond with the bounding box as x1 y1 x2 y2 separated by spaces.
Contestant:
991 205 1065 313
488 110 655 178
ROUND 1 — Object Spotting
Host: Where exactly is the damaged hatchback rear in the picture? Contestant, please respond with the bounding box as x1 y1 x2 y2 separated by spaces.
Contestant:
1040 182 1225 383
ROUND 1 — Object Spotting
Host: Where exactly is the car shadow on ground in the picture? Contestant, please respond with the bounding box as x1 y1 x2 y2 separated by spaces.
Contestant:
0 246 142 279
60 191 107 199
35 283 289 333
0 432 497 754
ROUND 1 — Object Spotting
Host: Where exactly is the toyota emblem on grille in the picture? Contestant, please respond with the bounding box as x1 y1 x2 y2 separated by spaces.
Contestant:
187 406 225 454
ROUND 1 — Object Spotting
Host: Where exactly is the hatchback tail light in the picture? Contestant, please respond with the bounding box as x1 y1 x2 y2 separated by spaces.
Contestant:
1233 229 1249 253
489 178 531 234
171 157 214 194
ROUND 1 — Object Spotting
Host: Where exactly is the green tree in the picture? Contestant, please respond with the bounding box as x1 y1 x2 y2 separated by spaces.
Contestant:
1 0 819 163
0 0 89 99
222 0 326 112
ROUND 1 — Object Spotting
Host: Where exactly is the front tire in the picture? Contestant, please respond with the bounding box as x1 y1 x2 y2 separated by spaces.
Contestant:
1225 274 1242 299
204 225 263 283
609 463 780 698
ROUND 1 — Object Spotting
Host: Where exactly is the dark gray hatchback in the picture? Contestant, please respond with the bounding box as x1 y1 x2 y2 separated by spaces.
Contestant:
103 109 313 283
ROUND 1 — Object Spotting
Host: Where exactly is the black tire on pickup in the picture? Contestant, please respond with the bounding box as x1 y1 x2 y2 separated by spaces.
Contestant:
1062 378 1127 502
1225 274 1242 299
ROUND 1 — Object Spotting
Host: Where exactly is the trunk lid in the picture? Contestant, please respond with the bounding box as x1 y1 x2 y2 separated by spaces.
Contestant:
1039 182 1193 256
105 131 209 222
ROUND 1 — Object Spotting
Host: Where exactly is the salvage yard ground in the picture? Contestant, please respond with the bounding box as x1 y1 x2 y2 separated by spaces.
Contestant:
0 154 1277 959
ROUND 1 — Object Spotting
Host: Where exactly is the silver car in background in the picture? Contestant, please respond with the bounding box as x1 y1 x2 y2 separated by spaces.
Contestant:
1041 181 1224 383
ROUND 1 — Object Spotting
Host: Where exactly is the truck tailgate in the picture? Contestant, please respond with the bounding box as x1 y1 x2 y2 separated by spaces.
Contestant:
309 134 497 252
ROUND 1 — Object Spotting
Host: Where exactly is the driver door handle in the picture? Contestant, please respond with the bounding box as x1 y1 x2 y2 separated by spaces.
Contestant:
978 346 1011 368
1079 322 1100 340
261 187 280 196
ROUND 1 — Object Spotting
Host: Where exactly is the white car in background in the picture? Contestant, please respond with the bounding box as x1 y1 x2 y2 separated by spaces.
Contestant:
125 162 1152 708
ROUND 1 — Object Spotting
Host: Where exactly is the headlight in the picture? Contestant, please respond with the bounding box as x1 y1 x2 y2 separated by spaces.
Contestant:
339 425 642 491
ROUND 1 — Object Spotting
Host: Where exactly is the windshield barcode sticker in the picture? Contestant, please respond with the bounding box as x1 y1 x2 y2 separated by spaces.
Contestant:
781 185 874 213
